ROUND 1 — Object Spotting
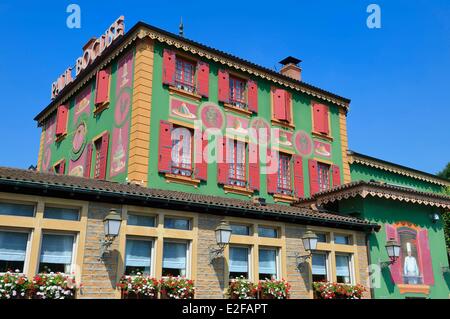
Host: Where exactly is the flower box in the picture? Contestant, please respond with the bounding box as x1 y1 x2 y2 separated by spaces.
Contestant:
118 274 159 299
0 271 31 299
312 281 366 299
258 279 291 299
159 276 195 299
227 277 258 300
31 273 78 299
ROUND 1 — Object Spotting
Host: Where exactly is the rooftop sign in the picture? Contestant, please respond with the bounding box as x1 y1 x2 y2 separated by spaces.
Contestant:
51 16 125 99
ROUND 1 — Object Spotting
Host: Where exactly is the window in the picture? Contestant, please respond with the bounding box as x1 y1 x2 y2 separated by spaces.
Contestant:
259 248 278 280
278 153 292 195
43 206 79 221
125 238 153 275
318 163 331 192
229 246 250 279
228 140 246 187
171 127 193 177
0 202 35 217
175 58 196 93
229 76 247 109
312 253 329 282
54 161 65 175
127 214 156 228
231 224 251 236
335 254 353 284
316 233 328 243
164 217 191 230
258 227 278 238
39 234 75 274
162 241 188 277
334 234 351 245
0 231 29 273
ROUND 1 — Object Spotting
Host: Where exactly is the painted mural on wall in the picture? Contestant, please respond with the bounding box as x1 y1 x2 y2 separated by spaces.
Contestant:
169 97 198 124
68 86 92 177
110 51 134 177
41 115 56 172
294 130 313 157
313 140 332 159
386 222 434 287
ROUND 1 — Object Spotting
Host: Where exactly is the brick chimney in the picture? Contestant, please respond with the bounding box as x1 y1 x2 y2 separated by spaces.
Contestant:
279 56 302 81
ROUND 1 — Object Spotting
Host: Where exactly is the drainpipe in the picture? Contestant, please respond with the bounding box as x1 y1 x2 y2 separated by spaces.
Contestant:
366 228 376 299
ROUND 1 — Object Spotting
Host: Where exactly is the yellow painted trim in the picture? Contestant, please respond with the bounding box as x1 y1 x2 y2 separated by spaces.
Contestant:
273 193 297 204
168 118 195 129
313 158 334 166
165 173 200 187
339 108 351 184
37 128 45 171
311 131 334 142
223 185 254 197
398 284 430 295
223 104 252 117
128 38 154 187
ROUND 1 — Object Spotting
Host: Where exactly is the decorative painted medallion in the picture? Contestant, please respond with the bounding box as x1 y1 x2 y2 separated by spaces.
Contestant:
72 122 87 155
170 98 198 120
273 129 293 148
198 102 225 131
294 130 313 157
249 117 271 146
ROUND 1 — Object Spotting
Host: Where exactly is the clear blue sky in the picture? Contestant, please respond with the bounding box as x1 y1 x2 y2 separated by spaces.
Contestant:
0 0 449 175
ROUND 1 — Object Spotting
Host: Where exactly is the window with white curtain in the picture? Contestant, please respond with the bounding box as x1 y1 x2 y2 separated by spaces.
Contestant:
171 127 193 177
125 238 153 275
229 246 250 279
0 202 35 217
0 231 29 273
39 234 75 274
335 254 352 284
228 139 246 187
312 252 329 282
162 241 188 277
259 248 278 280
43 206 79 221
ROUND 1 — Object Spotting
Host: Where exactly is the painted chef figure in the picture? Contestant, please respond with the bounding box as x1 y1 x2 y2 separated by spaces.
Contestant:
403 242 420 284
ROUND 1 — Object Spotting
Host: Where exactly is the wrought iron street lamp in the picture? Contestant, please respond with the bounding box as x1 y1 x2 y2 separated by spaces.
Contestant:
380 239 401 268
100 209 122 258
209 220 232 263
296 231 318 267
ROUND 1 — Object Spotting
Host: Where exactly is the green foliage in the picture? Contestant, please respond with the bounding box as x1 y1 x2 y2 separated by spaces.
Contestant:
443 186 450 252
437 163 450 180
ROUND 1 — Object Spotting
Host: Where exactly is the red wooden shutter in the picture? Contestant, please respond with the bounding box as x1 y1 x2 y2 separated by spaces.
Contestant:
266 148 278 194
285 91 292 122
321 104 330 135
97 132 109 180
247 80 258 113
293 155 304 198
418 229 434 286
194 130 208 181
308 159 319 196
196 61 209 97
84 143 93 178
158 120 173 173
162 49 176 85
218 69 230 103
386 225 402 284
272 88 286 120
248 142 260 191
332 164 341 187
217 136 228 184
55 104 68 136
95 69 110 105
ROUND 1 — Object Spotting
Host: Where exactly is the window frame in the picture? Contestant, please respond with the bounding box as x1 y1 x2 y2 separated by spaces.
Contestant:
161 239 191 278
258 246 280 280
227 139 247 188
317 162 331 192
43 205 81 222
163 216 192 231
175 56 197 93
170 126 194 178
126 212 157 228
0 200 36 218
229 75 248 109
230 224 252 237
228 244 252 281
0 228 32 275
311 251 330 283
124 236 156 276
335 253 355 285
277 153 293 195
38 231 77 275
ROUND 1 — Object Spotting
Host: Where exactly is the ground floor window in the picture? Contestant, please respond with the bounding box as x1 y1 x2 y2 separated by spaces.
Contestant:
125 238 153 275
312 252 329 282
162 241 188 277
229 246 250 279
38 233 75 274
259 248 278 280
335 254 353 284
0 230 29 273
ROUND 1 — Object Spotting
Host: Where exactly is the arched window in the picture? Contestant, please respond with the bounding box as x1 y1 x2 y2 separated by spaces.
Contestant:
171 127 192 177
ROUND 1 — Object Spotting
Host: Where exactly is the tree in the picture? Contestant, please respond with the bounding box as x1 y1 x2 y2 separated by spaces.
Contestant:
442 187 450 253
437 162 450 180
